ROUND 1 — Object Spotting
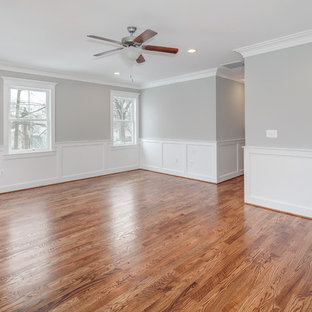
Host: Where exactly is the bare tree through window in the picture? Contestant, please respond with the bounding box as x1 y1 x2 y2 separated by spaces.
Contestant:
112 96 135 145
10 88 49 152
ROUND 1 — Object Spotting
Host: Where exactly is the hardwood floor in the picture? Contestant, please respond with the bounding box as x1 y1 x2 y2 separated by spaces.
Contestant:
0 170 312 311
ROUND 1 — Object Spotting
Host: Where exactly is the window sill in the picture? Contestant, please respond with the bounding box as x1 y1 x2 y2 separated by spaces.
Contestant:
2 150 57 160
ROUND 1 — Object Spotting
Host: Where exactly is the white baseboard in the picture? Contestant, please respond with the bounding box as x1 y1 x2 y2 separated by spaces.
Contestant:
0 177 59 193
246 196 312 219
244 146 312 218
218 169 244 183
0 166 139 193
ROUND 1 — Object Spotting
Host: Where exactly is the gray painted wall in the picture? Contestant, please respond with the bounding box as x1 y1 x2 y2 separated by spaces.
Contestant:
216 76 245 141
140 77 217 141
0 70 138 145
245 43 312 148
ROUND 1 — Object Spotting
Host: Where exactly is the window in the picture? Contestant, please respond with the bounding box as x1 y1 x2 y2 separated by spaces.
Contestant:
111 91 139 146
3 77 56 154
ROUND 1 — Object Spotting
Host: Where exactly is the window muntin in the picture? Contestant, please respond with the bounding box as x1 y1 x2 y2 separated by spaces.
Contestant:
111 94 137 146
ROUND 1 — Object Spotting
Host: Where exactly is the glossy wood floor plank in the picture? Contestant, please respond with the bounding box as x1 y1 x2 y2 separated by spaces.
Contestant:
0 170 312 311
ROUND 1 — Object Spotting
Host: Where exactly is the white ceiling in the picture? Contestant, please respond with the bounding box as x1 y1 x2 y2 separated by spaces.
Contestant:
0 0 312 88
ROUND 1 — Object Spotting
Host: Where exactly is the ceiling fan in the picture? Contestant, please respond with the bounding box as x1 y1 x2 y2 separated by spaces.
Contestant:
87 26 179 63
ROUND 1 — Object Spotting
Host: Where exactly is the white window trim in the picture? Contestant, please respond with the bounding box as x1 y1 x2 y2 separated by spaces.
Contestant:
110 90 139 148
2 76 57 155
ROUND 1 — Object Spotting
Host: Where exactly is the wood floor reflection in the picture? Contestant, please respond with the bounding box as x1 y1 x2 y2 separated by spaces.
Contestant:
0 170 312 311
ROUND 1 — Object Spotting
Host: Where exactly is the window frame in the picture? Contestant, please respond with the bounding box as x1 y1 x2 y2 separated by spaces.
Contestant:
2 77 56 155
110 90 139 147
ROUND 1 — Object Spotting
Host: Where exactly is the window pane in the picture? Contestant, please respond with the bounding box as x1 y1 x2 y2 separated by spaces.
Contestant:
10 121 48 151
113 97 134 121
30 90 47 104
113 121 134 144
10 103 29 119
10 89 47 119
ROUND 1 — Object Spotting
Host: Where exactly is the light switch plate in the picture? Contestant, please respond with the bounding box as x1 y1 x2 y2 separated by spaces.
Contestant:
266 129 278 138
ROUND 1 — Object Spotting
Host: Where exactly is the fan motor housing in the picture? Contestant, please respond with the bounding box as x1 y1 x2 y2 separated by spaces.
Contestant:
122 27 140 47
121 36 140 47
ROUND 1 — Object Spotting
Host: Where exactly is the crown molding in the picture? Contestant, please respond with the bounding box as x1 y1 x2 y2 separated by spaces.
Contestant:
234 29 312 58
0 62 140 89
142 68 218 89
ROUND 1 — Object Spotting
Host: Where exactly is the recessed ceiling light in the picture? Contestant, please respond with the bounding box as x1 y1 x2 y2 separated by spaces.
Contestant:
114 72 120 76
187 49 197 54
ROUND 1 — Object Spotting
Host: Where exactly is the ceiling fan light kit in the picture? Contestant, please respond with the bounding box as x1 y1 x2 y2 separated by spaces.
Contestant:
87 26 179 64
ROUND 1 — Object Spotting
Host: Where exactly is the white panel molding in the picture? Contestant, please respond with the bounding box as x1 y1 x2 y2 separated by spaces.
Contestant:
61 142 105 177
141 138 244 183
0 138 245 193
0 140 140 193
244 146 312 218
162 142 186 174
217 139 245 183
234 29 312 58
141 138 219 183
142 68 218 89
140 140 162 170
187 143 217 182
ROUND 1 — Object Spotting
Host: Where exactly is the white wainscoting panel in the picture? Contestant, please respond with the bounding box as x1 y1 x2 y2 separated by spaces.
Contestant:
238 141 244 172
162 142 186 174
61 142 105 178
141 139 218 183
140 141 162 170
0 140 140 193
244 146 312 218
0 138 245 193
106 145 140 173
0 151 58 192
187 144 216 181
217 139 245 183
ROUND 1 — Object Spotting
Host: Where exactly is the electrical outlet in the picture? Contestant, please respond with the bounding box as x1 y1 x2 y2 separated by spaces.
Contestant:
266 129 278 138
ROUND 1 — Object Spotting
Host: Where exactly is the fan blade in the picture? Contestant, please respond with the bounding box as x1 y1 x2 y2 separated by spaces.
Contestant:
87 35 122 46
136 54 145 64
142 45 178 54
134 29 157 44
94 47 124 57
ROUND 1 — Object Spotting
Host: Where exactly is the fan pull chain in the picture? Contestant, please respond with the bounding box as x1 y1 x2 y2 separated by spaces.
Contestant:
130 73 134 83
